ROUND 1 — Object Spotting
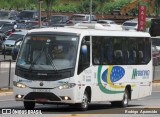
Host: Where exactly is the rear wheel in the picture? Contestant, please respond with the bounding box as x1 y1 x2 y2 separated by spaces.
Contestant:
111 89 129 107
120 89 129 107
24 101 35 110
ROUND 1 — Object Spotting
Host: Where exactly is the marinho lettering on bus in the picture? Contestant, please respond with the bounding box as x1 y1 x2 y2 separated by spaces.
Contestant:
132 69 150 79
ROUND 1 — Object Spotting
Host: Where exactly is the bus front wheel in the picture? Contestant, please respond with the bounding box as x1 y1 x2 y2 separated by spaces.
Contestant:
77 91 89 111
24 101 35 110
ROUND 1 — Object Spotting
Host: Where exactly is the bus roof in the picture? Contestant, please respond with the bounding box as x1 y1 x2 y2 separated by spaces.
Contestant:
28 23 151 37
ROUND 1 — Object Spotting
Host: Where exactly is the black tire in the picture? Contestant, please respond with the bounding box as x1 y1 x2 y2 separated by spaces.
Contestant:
24 101 35 110
118 89 129 107
111 89 129 108
12 55 16 60
77 91 89 111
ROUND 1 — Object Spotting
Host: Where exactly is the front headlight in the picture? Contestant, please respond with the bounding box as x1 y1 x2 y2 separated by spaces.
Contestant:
58 83 76 90
13 81 27 88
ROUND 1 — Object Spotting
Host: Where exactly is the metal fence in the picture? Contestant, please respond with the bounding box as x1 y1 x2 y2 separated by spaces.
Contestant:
0 59 15 89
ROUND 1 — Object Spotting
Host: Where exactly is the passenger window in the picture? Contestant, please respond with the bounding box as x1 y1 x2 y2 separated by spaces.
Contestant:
92 36 151 65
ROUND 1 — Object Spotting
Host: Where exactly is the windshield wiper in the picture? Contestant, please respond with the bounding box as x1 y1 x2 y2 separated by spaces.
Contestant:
45 46 58 72
28 44 58 72
28 46 45 71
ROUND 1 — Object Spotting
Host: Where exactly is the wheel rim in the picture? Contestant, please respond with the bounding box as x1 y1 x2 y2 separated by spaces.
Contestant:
123 92 128 105
82 93 88 109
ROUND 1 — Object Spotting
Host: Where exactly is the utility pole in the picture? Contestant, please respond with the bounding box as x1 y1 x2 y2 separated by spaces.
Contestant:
90 0 92 23
38 0 42 28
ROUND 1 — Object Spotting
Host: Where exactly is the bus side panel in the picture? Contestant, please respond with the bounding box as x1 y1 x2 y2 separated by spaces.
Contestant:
77 66 103 102
138 83 152 98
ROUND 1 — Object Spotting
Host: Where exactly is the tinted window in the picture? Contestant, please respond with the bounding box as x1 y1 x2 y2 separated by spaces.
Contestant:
8 34 24 41
92 36 151 65
152 38 160 46
18 11 34 18
123 22 137 26
0 11 9 17
70 15 86 21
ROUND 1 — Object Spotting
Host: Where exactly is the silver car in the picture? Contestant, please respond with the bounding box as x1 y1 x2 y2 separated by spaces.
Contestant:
2 31 27 54
122 20 138 30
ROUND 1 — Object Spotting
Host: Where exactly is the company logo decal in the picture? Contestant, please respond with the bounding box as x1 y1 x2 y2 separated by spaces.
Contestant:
98 65 125 94
132 69 150 79
102 66 125 83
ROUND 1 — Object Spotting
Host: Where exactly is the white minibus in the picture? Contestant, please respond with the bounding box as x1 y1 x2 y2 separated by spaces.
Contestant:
13 23 152 111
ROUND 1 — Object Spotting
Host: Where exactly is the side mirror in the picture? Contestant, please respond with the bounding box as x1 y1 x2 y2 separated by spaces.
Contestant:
35 16 38 20
81 45 87 55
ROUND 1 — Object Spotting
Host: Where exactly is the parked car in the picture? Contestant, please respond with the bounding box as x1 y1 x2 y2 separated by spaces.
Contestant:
67 14 97 25
25 21 38 29
152 36 160 51
152 46 160 66
0 23 26 35
97 20 117 25
12 38 23 60
0 23 15 33
2 31 27 54
0 32 7 51
0 10 19 20
25 21 48 29
49 15 69 27
149 18 160 37
0 19 16 29
97 20 122 30
16 10 38 23
122 19 138 30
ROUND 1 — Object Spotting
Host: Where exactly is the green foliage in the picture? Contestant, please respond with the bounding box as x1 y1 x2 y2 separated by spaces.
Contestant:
0 0 159 16
103 0 129 13
53 3 79 12
146 20 151 28
79 0 97 13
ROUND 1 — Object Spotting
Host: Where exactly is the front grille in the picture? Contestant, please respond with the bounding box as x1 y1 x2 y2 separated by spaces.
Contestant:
6 44 14 47
15 67 74 81
24 92 61 101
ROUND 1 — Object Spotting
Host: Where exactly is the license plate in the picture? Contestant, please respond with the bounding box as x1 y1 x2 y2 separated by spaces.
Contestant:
33 89 51 92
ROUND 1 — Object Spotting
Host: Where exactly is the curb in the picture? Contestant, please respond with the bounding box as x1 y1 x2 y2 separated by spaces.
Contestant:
152 80 160 86
0 89 13 97
152 83 160 87
0 92 13 96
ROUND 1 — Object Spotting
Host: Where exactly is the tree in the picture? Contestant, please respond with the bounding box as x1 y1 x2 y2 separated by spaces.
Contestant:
10 0 28 10
79 0 97 13
44 0 56 19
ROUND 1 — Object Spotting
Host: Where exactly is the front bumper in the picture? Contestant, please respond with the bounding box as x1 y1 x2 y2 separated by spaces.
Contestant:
13 86 78 104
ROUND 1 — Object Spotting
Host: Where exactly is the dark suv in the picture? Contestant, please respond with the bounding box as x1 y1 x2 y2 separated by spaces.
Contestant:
49 15 69 27
0 10 19 20
16 10 38 23
152 46 160 66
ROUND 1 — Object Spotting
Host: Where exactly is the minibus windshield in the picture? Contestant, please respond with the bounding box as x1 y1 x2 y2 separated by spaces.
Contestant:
17 34 79 71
